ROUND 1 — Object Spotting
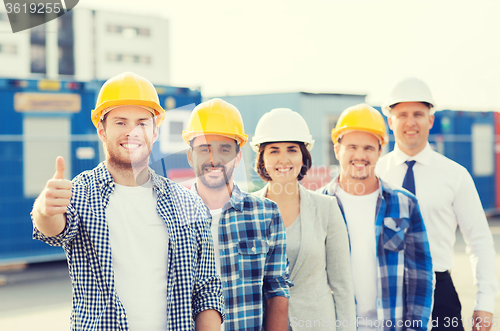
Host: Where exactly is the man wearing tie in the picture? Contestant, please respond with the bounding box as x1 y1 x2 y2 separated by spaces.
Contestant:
377 77 498 331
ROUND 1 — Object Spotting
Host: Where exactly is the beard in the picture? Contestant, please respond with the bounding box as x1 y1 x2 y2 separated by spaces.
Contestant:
195 162 235 189
346 160 373 181
105 142 151 173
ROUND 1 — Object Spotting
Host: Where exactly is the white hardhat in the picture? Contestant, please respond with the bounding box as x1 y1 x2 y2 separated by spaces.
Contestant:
251 108 315 152
382 77 435 116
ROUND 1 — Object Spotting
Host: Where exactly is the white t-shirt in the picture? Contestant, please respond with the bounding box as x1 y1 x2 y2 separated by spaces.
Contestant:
209 208 223 278
107 180 169 331
209 208 224 331
335 186 379 329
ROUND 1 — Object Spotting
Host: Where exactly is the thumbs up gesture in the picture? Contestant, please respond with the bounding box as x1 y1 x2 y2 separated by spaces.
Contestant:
33 156 72 225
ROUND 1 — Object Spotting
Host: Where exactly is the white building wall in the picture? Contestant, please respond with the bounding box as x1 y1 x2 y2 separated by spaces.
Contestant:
73 8 94 81
94 11 169 84
0 10 30 78
0 8 169 83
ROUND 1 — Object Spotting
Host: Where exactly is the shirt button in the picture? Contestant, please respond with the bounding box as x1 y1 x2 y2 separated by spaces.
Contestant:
121 313 126 319
251 247 256 252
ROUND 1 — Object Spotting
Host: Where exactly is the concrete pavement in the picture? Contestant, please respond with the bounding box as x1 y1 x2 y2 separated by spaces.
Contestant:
1 222 499 331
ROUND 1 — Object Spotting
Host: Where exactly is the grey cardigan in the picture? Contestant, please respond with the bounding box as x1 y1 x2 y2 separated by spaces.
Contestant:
253 184 356 331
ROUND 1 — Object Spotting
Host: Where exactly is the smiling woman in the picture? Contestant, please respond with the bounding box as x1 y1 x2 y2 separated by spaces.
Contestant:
251 108 356 331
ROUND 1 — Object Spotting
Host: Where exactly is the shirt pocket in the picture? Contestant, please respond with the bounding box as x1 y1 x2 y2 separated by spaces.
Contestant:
382 217 410 252
237 239 269 283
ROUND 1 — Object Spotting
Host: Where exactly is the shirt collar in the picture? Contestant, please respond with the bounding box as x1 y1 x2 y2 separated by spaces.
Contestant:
95 162 114 197
328 175 384 199
191 182 245 212
95 162 167 197
150 169 168 196
393 142 433 166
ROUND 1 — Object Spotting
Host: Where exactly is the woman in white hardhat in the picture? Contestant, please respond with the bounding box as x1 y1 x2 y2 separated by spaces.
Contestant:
251 108 355 331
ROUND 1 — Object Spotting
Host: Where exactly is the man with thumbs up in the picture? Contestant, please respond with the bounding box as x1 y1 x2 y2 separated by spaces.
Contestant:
31 72 224 331
32 156 72 236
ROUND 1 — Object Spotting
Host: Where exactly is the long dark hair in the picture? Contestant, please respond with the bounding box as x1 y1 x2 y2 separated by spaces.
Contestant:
254 141 312 182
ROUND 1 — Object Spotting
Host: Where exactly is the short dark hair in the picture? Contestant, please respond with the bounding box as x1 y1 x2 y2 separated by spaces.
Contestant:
337 135 382 151
389 101 432 110
100 111 156 129
254 141 312 182
189 136 241 154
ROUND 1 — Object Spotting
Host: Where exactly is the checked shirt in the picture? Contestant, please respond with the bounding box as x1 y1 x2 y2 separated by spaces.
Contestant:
320 178 433 331
32 162 224 331
192 183 292 331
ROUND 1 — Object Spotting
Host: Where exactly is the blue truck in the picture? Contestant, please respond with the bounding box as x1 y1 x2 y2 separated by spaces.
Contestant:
0 77 201 265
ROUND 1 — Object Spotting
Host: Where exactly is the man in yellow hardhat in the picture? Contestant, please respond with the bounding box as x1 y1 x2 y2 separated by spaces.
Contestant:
377 78 497 331
183 98 292 331
319 104 433 331
31 72 224 331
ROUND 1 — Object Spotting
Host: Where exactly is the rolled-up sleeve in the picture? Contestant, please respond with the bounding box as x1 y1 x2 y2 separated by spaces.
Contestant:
263 205 293 301
32 203 79 247
192 203 225 320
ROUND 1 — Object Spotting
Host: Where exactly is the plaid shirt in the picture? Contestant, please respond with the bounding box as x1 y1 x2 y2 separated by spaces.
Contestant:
320 178 433 331
33 162 224 331
192 183 292 331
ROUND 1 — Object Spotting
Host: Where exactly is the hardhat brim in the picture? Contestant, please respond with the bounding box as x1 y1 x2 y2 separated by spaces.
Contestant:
332 127 388 147
382 100 435 117
250 137 314 153
182 131 248 148
91 99 165 128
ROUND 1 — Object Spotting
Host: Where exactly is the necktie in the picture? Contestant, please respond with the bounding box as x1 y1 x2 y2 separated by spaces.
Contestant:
402 160 416 195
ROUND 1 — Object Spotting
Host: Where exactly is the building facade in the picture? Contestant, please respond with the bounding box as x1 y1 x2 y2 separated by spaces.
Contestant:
0 8 169 84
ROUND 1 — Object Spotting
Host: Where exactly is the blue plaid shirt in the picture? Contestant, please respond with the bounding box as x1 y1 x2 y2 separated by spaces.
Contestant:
320 178 433 331
192 183 292 331
32 163 224 331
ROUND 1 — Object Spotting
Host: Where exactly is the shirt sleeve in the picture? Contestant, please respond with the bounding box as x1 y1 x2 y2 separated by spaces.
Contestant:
404 200 434 331
453 169 498 313
191 201 225 320
262 204 293 301
32 202 80 247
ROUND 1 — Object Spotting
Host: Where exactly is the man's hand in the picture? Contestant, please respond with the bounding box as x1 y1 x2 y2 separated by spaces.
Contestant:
472 310 494 331
32 156 71 236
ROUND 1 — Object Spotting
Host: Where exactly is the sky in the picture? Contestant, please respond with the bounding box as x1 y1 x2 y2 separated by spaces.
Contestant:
80 0 500 111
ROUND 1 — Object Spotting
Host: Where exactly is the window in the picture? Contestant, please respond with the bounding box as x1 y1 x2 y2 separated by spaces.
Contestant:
137 27 150 36
23 117 71 197
0 44 17 54
107 24 121 33
106 53 151 65
59 45 74 75
30 18 46 43
169 121 184 142
30 21 46 74
106 24 150 38
159 109 193 154
31 44 46 74
58 11 74 75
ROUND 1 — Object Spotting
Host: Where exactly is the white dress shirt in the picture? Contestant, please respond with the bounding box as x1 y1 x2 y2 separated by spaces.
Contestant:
377 142 498 313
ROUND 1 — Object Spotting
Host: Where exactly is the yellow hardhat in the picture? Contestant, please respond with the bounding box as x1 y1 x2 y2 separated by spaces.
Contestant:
182 98 248 147
91 72 165 128
331 103 388 146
